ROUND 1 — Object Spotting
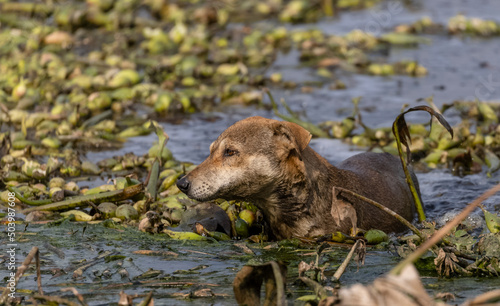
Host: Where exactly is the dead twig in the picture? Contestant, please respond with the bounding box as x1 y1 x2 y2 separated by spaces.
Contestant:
299 276 328 300
0 247 41 304
332 239 362 282
36 248 43 295
270 261 286 306
68 250 114 279
133 250 179 257
137 291 154 306
60 287 87 306
32 294 81 306
466 289 500 305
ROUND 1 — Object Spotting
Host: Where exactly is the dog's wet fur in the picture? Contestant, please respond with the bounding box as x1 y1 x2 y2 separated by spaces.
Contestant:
177 116 418 240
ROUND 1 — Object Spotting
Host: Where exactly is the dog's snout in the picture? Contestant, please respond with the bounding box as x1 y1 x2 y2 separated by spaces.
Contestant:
176 175 190 193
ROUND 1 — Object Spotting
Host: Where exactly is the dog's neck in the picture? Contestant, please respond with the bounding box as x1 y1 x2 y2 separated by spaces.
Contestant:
255 147 342 240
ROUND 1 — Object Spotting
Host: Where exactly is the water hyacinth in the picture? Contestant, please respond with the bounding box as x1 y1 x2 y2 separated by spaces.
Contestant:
87 92 112 111
11 78 27 102
108 69 141 88
41 137 61 149
61 209 93 221
115 204 139 220
448 14 500 36
21 158 46 179
394 16 440 34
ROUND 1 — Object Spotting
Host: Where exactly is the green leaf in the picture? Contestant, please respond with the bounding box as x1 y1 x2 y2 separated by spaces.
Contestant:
381 32 431 45
482 207 500 233
145 121 170 201
365 229 389 245
484 148 500 176
296 295 319 302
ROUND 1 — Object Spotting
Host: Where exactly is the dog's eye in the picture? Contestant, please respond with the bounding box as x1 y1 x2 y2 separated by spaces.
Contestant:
224 148 237 157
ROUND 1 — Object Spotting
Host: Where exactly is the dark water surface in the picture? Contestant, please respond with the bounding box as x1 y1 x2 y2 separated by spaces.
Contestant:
12 0 500 304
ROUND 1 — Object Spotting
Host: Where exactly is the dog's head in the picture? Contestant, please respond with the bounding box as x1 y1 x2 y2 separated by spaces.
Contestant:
176 116 312 202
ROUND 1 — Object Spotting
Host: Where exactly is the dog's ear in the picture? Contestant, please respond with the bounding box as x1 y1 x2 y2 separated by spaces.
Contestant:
283 121 312 151
273 121 312 154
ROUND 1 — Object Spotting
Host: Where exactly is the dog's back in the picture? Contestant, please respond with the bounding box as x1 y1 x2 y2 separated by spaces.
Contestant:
335 152 418 233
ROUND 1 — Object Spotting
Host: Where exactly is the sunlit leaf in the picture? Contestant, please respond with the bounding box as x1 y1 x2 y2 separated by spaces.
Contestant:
482 207 500 233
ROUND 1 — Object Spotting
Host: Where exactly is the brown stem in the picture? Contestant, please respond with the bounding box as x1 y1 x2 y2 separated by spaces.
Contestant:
0 247 40 303
60 287 87 306
332 240 362 282
36 248 43 295
467 289 500 305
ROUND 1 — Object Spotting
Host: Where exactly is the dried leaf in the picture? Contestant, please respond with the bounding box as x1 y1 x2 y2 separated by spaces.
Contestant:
331 187 357 234
434 248 471 277
298 261 314 278
233 261 287 306
434 292 455 302
234 243 255 255
354 240 366 267
335 264 433 306
192 288 215 297
118 290 133 306
44 31 73 46
138 211 161 233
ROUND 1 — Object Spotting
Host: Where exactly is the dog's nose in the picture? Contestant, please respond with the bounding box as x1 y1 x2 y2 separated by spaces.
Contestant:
176 175 190 193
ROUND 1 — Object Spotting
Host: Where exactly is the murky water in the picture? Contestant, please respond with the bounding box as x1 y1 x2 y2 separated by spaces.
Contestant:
10 0 500 304
13 220 500 305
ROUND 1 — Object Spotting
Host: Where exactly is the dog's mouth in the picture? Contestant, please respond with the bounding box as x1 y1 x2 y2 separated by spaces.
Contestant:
186 184 246 203
187 192 218 202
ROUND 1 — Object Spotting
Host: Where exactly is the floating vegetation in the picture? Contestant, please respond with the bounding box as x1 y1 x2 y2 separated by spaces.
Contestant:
448 14 500 37
394 15 500 37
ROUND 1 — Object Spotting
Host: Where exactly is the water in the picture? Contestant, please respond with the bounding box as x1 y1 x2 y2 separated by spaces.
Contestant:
17 0 500 304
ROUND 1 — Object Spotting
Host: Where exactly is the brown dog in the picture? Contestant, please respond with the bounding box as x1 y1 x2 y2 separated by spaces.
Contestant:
177 116 418 240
